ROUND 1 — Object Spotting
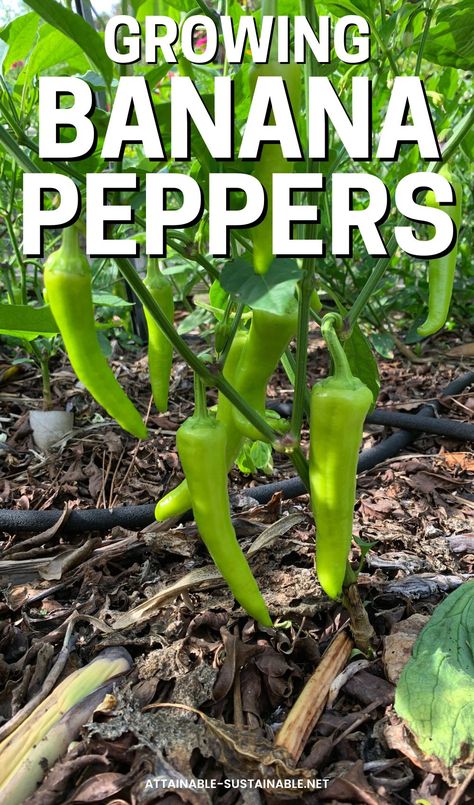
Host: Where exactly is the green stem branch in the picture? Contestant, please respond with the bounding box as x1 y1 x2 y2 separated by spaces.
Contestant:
113 256 279 445
3 214 27 305
415 0 440 76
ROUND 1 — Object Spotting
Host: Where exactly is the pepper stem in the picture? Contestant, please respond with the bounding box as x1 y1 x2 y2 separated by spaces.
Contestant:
60 225 80 257
193 373 208 419
321 313 353 382
145 257 163 281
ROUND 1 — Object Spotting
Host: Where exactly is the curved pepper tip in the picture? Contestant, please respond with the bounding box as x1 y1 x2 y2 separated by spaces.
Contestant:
417 319 442 338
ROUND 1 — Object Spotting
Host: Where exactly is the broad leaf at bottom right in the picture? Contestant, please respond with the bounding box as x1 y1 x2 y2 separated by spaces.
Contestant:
394 580 474 776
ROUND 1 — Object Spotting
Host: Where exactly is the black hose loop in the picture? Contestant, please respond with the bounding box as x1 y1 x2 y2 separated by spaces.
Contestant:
1 372 472 535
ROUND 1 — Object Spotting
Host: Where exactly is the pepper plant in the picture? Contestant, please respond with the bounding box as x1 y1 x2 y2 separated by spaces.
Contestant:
0 0 473 642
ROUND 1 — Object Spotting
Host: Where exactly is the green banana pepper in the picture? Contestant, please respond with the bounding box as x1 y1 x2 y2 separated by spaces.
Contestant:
417 165 463 337
232 304 298 442
309 314 373 600
249 62 302 275
144 259 174 412
154 331 247 521
177 403 272 626
44 227 147 440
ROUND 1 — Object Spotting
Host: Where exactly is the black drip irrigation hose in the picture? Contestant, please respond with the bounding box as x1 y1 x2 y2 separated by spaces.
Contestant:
1 372 473 536
269 402 474 441
366 410 474 441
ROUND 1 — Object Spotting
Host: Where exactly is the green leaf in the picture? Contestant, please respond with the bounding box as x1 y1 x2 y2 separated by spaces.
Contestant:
371 332 395 359
177 307 210 334
78 70 109 91
96 330 112 358
236 439 273 475
395 581 474 774
92 292 134 309
0 12 39 74
19 25 89 82
343 324 380 407
209 279 229 319
323 0 373 19
136 0 181 23
0 304 58 340
461 127 474 162
421 0 474 69
249 441 273 474
144 62 172 91
353 535 378 561
220 258 300 315
22 0 113 84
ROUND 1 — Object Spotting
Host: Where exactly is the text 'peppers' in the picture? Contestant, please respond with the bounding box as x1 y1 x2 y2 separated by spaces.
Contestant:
310 315 372 600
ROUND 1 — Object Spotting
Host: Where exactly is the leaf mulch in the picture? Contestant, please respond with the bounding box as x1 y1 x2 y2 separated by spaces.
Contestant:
0 330 473 804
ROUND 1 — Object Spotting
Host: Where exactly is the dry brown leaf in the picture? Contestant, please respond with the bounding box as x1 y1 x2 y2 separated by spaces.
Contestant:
446 343 474 358
443 452 474 472
383 714 457 784
382 614 429 684
144 702 318 795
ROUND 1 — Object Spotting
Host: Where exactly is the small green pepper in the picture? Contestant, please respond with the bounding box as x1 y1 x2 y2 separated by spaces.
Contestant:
154 331 247 522
177 392 272 626
44 227 147 439
143 259 174 412
309 314 373 600
417 165 463 337
232 304 298 442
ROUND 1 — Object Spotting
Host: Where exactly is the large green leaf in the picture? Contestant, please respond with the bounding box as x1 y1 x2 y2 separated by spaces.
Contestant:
0 304 59 340
322 0 373 19
136 0 181 23
421 0 474 69
0 12 39 74
220 258 300 315
395 581 474 776
19 25 89 83
23 0 112 84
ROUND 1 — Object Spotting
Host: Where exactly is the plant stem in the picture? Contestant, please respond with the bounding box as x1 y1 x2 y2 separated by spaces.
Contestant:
341 583 376 654
113 256 279 445
282 348 311 418
289 446 310 491
433 105 474 165
30 342 52 410
371 24 399 76
222 0 230 77
321 313 353 381
291 267 313 438
167 236 220 282
415 1 440 76
346 233 397 330
3 214 27 304
221 302 244 363
194 373 207 417
289 0 320 441
0 124 38 175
